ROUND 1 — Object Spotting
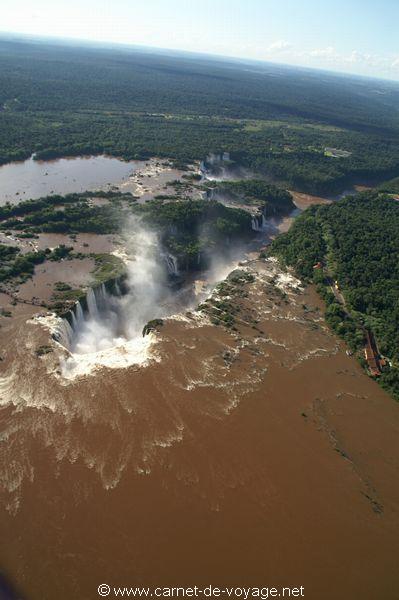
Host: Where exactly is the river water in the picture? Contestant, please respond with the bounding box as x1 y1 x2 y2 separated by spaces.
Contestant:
0 155 140 204
1 257 398 600
1 158 399 600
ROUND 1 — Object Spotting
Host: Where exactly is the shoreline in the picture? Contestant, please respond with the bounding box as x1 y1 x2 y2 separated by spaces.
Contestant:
0 150 388 207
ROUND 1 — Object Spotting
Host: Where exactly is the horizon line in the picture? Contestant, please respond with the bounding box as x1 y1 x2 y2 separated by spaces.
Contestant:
1 29 399 86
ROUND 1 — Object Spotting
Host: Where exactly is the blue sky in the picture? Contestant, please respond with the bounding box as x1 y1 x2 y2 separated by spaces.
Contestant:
2 0 398 80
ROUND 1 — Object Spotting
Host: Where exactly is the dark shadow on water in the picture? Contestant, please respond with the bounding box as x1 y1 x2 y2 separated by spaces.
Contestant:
0 574 26 600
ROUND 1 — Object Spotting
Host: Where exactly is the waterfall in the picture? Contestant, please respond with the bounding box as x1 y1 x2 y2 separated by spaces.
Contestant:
86 288 99 318
251 212 268 232
251 215 262 232
52 218 180 375
55 219 173 359
163 253 179 276
57 319 73 348
262 214 267 229
71 311 78 329
55 283 122 353
99 283 107 304
167 224 178 235
76 301 84 322
207 153 219 165
54 317 74 349
114 281 122 296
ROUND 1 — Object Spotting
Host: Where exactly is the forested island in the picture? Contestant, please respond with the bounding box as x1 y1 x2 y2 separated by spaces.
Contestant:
208 180 295 215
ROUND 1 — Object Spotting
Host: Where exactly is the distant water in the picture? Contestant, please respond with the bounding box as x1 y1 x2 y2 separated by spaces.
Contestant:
0 154 140 205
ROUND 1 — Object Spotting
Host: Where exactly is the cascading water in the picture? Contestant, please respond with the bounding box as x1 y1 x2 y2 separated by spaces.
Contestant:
251 212 268 232
162 253 179 276
51 199 273 378
53 220 173 376
200 152 233 182
55 283 124 354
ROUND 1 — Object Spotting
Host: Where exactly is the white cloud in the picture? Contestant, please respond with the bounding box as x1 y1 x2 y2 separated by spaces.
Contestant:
267 40 292 52
341 50 383 68
308 46 336 58
260 42 399 79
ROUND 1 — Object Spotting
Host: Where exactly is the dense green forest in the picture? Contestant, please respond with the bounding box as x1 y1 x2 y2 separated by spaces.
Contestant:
271 191 399 400
378 176 399 194
1 38 399 194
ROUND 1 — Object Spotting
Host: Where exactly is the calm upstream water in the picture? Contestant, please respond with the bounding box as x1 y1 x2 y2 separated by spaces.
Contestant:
0 154 139 204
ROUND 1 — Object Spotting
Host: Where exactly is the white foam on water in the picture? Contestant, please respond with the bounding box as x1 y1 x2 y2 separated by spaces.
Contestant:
29 310 159 381
275 272 302 292
60 332 157 379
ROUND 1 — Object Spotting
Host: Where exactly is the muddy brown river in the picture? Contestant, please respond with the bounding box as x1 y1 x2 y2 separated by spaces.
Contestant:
0 256 399 600
0 159 398 600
